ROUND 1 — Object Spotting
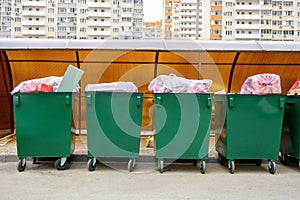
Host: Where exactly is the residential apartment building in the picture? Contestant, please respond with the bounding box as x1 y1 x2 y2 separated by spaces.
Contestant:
160 0 300 41
0 0 143 39
143 20 162 39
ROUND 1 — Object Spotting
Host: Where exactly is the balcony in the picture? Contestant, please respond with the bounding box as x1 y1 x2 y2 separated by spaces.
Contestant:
181 5 196 10
87 30 110 36
22 20 46 26
235 15 260 20
87 21 111 27
87 2 111 8
22 30 46 35
181 11 197 16
121 22 132 27
121 13 133 18
87 12 111 18
22 0 46 7
180 24 196 28
235 24 260 29
122 3 133 8
235 33 260 39
22 11 46 16
235 5 260 10
180 18 196 22
180 30 196 34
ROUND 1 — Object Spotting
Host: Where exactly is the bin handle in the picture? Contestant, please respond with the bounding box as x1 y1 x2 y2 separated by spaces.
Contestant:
228 97 234 108
65 95 70 107
156 96 162 105
86 94 92 105
14 95 20 107
285 101 295 105
136 95 142 107
279 97 285 109
206 96 212 108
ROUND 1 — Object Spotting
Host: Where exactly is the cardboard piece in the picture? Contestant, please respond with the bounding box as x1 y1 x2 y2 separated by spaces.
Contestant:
56 65 84 92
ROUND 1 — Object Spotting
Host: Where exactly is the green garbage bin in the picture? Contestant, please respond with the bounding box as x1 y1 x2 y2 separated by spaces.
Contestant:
215 94 285 174
154 93 212 173
280 95 300 166
13 92 75 171
85 92 143 172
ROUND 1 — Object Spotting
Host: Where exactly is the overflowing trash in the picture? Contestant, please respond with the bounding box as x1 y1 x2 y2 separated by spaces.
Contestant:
85 82 138 92
148 74 212 93
287 78 300 95
240 73 281 94
11 65 84 94
11 76 62 94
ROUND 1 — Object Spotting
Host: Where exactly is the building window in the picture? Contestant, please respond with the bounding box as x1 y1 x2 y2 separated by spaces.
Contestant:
80 18 86 23
113 19 119 23
283 1 293 6
15 27 21 32
15 18 21 22
224 12 232 16
225 30 232 35
225 2 232 6
122 17 132 22
48 8 54 13
70 8 76 13
80 0 86 3
48 18 54 22
113 9 119 15
48 27 54 32
80 27 86 32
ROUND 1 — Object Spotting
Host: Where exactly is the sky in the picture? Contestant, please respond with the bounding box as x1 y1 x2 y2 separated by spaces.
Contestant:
143 0 163 22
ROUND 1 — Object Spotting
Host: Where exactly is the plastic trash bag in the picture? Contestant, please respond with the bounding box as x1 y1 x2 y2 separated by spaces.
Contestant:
148 74 212 93
287 78 300 95
85 82 138 92
11 76 63 94
240 73 281 94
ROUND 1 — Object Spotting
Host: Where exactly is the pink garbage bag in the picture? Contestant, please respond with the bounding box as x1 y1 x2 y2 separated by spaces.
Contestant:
240 74 281 94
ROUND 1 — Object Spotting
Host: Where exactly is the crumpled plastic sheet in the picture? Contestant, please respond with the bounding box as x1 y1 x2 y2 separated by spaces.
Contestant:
11 76 64 94
85 82 138 92
148 74 213 93
240 73 281 94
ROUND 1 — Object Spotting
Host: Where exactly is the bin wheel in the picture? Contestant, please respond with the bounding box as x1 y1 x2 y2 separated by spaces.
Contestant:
199 160 206 174
280 154 289 166
32 157 37 164
255 159 262 166
268 161 276 174
17 158 26 172
218 153 226 166
128 158 135 172
55 158 68 170
158 159 164 173
228 160 235 174
88 158 96 171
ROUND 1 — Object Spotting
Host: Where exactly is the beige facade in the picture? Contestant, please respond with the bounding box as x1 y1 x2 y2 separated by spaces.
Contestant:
160 0 300 41
0 0 143 39
2 0 300 41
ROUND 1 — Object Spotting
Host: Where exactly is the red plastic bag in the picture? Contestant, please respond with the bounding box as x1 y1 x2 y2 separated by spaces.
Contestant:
37 83 53 92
